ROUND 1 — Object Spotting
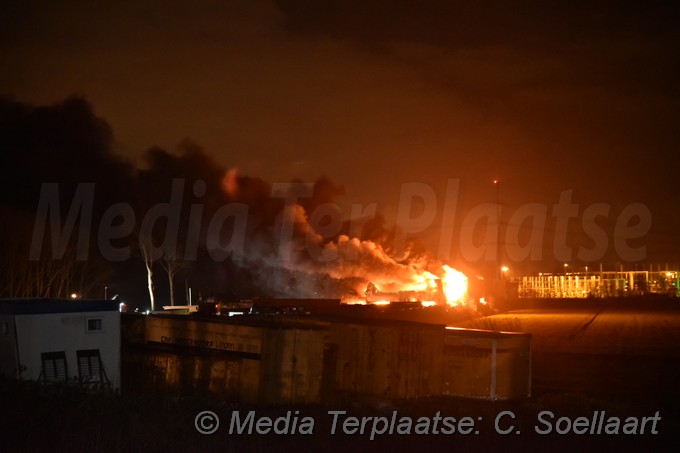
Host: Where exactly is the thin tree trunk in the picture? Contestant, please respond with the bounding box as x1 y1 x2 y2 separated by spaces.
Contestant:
168 270 175 306
146 260 155 311
140 241 156 311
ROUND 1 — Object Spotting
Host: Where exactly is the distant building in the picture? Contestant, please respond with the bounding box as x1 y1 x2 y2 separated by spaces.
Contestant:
515 270 679 298
0 298 120 389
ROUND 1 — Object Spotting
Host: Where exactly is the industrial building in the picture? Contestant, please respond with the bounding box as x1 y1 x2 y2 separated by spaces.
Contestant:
0 298 121 389
121 305 531 404
515 269 679 298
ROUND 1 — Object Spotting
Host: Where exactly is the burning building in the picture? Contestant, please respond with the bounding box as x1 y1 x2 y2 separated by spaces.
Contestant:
209 171 476 304
362 265 469 307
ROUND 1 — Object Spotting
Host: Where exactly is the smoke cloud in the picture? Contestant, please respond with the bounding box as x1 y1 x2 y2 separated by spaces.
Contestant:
0 96 442 305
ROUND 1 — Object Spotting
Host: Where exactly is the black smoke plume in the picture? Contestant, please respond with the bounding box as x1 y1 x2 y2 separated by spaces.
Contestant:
0 96 441 307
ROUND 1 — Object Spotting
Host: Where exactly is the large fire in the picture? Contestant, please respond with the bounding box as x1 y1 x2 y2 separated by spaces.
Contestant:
358 264 469 307
441 265 469 306
221 169 472 308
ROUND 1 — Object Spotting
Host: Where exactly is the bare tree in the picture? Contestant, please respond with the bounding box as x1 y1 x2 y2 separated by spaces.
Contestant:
138 235 156 311
159 249 187 306
0 227 107 299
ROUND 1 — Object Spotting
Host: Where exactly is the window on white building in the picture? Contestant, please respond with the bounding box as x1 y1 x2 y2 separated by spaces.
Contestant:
86 318 103 332
77 349 103 384
41 351 68 382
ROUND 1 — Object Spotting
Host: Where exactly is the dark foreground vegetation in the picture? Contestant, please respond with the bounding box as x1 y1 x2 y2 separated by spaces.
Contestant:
1 378 678 452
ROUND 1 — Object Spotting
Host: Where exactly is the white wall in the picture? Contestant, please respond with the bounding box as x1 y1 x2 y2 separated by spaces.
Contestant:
14 310 120 389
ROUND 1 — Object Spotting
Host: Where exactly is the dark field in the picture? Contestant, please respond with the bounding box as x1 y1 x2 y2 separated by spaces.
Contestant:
466 300 680 399
2 299 679 452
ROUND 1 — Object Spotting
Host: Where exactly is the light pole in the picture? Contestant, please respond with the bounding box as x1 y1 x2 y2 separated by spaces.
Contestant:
493 179 501 281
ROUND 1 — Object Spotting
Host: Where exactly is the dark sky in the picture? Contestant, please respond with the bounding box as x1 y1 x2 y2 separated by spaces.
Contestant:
2 0 679 272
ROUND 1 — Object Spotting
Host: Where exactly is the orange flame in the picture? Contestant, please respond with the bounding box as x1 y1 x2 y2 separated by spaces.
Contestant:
358 264 469 307
372 300 391 306
441 265 468 306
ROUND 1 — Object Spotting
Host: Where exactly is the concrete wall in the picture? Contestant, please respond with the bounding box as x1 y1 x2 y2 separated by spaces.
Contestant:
328 321 444 400
441 328 531 400
125 314 532 403
136 315 326 404
124 351 257 400
260 327 325 404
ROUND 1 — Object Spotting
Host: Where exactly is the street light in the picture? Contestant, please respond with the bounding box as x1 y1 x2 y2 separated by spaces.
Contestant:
501 266 509 280
493 179 501 280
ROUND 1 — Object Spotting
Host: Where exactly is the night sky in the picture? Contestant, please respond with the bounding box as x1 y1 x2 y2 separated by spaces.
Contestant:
2 0 680 278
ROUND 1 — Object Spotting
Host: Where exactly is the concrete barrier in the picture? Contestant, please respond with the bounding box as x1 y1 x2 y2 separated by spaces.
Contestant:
442 327 531 400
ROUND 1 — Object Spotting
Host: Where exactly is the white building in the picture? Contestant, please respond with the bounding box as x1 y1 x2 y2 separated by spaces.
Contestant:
0 298 120 389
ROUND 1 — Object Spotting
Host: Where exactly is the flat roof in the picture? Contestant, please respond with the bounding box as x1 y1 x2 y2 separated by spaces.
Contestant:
146 312 329 331
445 326 531 338
0 298 120 315
144 311 445 331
